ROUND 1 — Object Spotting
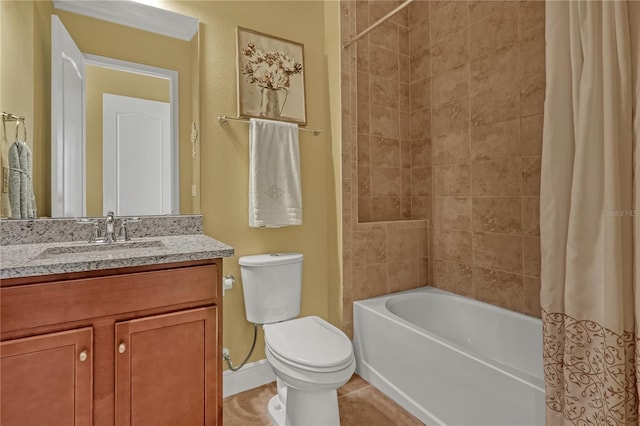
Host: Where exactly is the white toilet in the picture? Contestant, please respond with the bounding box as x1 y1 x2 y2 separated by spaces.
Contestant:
239 253 355 426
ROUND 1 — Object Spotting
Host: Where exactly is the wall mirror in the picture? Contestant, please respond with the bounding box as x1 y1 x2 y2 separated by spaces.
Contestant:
1 0 201 218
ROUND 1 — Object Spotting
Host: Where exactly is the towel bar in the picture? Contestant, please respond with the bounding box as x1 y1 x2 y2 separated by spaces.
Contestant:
217 115 321 136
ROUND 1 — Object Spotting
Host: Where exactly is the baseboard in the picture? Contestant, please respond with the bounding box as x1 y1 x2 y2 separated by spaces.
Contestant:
223 359 276 398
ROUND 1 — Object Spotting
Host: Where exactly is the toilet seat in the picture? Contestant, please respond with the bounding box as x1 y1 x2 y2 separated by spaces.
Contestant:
264 316 353 372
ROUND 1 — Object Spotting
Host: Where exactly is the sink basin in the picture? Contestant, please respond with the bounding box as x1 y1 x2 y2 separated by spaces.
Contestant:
33 240 167 260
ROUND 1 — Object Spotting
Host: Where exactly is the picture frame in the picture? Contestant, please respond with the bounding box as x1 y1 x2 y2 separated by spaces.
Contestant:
236 27 307 125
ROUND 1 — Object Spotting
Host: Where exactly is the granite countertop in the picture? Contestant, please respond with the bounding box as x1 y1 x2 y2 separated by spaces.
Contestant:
0 215 234 279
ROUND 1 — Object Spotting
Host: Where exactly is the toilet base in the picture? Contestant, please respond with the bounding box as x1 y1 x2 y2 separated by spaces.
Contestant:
267 388 340 426
268 394 285 426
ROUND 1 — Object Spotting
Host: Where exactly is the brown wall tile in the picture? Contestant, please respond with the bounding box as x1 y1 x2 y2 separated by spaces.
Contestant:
432 131 470 165
410 108 431 139
388 259 419 292
369 20 399 51
432 63 469 107
524 276 541 317
370 137 400 167
353 227 387 267
372 196 401 220
371 167 402 197
358 166 371 197
353 264 388 300
410 53 430 84
473 231 523 274
412 196 431 219
519 32 545 79
409 18 430 58
471 119 520 161
432 96 470 137
370 75 399 108
518 1 545 40
523 236 541 277
474 267 524 312
409 1 430 27
434 163 471 196
522 156 541 195
472 158 522 196
410 78 431 111
472 196 522 234
433 196 472 230
399 83 410 112
469 1 517 23
387 228 419 261
431 30 469 75
369 1 400 23
470 7 517 59
520 72 545 117
433 259 474 297
411 167 432 197
370 105 399 138
521 114 543 157
522 196 540 236
357 71 370 104
369 45 399 78
433 228 473 263
399 54 411 83
431 1 467 43
410 138 432 168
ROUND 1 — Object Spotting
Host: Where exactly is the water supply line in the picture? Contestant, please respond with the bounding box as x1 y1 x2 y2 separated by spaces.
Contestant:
223 324 258 371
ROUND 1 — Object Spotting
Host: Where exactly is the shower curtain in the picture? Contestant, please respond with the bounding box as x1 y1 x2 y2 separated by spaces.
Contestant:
541 1 640 424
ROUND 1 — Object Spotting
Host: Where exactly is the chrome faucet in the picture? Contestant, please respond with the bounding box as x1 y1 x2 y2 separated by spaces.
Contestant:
104 211 117 243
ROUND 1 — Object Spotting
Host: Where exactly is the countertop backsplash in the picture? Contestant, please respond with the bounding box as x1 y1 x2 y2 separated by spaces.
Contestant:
0 215 203 246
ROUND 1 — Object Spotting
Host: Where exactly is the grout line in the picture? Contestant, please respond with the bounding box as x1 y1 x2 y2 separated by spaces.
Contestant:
465 0 475 299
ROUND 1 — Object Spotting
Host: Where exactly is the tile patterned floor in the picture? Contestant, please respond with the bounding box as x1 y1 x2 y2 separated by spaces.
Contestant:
223 374 424 425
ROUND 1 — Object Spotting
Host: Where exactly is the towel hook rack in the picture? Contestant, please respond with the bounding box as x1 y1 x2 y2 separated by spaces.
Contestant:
15 117 27 142
2 111 24 122
218 115 321 136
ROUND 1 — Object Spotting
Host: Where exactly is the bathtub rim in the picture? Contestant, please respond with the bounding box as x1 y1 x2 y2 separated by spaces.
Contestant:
353 286 544 392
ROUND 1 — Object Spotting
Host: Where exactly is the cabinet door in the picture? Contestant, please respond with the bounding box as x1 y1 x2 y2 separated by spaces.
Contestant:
1 327 93 426
115 307 217 426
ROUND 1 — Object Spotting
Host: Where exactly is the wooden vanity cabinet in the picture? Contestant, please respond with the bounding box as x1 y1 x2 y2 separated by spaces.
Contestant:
0 259 223 426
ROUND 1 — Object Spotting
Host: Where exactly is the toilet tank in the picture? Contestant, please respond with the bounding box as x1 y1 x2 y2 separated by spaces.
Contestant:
239 253 303 324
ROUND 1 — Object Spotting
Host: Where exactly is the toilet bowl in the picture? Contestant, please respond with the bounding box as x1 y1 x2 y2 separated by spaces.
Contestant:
263 316 355 426
238 253 355 426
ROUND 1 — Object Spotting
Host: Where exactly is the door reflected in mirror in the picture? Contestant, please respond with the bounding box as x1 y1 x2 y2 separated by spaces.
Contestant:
51 7 196 218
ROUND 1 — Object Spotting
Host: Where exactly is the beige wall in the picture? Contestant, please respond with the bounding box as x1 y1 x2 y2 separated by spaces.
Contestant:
0 0 51 217
85 66 170 216
163 0 341 366
341 0 544 324
1 0 342 368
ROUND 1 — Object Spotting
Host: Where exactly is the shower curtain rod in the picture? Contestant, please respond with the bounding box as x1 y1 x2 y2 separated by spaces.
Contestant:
343 0 416 49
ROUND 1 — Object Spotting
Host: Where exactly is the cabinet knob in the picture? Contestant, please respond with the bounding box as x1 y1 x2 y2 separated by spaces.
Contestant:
118 342 126 354
79 350 88 362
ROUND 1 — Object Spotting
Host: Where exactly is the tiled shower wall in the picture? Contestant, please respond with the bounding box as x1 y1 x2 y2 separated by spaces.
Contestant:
428 0 544 316
341 0 430 337
356 1 431 222
341 0 545 335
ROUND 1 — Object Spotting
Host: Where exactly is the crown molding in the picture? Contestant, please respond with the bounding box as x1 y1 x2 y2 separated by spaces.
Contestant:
53 0 198 41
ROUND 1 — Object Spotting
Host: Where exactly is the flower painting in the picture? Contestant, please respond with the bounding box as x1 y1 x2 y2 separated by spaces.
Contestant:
236 27 307 125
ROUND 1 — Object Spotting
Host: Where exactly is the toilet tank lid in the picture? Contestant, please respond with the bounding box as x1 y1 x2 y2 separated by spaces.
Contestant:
239 253 303 267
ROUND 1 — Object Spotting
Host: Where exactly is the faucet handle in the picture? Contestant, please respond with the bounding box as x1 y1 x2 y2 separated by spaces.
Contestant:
119 217 140 241
76 219 102 243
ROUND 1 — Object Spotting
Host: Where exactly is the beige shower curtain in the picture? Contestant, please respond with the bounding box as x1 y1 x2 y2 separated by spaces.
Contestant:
541 1 640 424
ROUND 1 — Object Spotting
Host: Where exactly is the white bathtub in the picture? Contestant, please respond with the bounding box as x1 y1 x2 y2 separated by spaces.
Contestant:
353 287 544 426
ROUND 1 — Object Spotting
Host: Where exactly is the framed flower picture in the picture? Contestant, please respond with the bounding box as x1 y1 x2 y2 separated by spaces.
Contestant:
236 27 307 125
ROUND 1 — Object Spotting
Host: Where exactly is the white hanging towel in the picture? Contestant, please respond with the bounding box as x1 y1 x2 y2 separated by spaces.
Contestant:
249 118 302 228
